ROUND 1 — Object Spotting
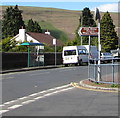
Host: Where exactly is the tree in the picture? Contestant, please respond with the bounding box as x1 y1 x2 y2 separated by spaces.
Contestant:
1 37 28 52
73 7 96 46
80 7 96 27
100 12 118 52
2 5 25 39
26 19 42 33
1 37 16 52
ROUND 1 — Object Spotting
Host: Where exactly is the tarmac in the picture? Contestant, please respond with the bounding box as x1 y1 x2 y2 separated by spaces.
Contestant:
1 65 120 92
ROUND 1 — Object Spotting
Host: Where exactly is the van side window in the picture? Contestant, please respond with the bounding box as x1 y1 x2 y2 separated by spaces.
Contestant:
78 49 87 55
64 50 76 56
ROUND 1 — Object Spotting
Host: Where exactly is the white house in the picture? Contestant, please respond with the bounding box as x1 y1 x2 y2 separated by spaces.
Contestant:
11 28 62 47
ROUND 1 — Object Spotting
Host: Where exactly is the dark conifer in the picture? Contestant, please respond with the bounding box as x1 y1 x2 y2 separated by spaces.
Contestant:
100 11 118 52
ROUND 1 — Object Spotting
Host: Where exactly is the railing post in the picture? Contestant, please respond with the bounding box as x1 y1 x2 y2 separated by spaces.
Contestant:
88 62 90 80
112 59 114 83
94 59 97 82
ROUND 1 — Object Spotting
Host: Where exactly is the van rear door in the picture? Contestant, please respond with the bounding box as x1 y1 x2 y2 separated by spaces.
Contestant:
63 49 78 64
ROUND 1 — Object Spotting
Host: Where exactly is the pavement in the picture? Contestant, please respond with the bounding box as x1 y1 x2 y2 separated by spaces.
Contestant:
1 65 63 74
79 79 120 92
1 65 120 92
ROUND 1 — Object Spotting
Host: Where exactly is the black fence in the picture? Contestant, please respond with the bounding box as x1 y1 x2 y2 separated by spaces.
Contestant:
2 52 62 70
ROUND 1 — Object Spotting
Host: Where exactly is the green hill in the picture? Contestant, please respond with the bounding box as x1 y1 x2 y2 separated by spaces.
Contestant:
1 6 119 42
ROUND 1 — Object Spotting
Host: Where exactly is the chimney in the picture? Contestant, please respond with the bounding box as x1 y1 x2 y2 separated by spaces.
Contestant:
19 28 26 42
45 29 50 35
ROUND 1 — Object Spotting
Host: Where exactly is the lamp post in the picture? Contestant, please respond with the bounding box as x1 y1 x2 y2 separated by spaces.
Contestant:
95 8 101 82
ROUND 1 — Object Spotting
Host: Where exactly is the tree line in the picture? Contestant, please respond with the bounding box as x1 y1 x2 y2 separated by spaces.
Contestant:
1 5 119 52
67 7 118 52
2 5 42 39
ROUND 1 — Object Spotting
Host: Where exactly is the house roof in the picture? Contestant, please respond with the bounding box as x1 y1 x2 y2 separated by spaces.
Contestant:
27 32 63 46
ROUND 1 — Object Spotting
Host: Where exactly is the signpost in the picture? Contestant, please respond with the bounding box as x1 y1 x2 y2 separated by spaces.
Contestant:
78 26 98 62
78 8 101 82
53 39 57 66
78 26 99 81
78 27 98 36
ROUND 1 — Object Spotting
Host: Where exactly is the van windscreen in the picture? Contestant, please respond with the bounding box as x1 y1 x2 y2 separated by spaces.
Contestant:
78 49 87 55
64 50 76 56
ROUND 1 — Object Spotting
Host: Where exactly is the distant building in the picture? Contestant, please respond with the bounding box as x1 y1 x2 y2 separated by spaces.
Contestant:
11 29 63 46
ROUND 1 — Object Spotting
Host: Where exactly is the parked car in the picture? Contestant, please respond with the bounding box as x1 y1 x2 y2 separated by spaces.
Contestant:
111 48 120 58
100 52 114 63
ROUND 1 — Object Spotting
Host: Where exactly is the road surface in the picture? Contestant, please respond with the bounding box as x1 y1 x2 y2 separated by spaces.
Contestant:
1 66 118 116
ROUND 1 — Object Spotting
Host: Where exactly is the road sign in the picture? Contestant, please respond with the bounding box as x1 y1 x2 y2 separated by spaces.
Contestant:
78 27 98 36
53 38 56 45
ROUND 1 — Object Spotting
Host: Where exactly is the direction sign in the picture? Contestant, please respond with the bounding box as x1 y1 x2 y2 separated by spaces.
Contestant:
78 27 98 36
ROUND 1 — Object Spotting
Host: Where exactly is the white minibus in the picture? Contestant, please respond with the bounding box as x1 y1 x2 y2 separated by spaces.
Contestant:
62 45 98 66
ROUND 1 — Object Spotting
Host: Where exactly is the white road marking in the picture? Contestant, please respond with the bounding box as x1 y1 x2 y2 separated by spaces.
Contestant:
22 100 35 105
29 93 38 97
18 96 28 100
42 87 74 97
4 100 16 105
53 84 70 89
34 96 45 100
0 110 9 114
1 84 75 115
8 105 23 109
0 105 5 107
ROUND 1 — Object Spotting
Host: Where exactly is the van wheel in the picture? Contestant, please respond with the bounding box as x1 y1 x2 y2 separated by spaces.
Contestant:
79 60 83 66
65 64 68 67
75 63 78 66
90 60 94 64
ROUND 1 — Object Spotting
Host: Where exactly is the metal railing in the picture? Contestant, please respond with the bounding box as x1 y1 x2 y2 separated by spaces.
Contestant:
88 58 120 85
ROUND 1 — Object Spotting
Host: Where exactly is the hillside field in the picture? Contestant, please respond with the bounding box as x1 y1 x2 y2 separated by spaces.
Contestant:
1 6 119 42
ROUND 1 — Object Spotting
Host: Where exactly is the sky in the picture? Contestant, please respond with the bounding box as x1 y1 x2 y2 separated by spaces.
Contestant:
1 0 120 12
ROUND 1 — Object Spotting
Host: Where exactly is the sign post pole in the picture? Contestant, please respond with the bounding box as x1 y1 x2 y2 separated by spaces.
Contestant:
78 26 98 81
98 22 101 82
81 15 83 45
53 39 57 66
88 35 91 80
88 35 91 64
27 46 30 67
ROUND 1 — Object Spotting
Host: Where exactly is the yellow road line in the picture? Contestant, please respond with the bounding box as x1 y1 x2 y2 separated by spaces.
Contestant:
70 82 119 93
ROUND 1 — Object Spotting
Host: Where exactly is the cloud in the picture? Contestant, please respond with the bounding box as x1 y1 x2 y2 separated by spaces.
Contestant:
92 3 119 12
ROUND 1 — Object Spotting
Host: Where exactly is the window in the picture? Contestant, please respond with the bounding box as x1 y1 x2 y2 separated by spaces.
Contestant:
78 49 87 55
64 50 76 56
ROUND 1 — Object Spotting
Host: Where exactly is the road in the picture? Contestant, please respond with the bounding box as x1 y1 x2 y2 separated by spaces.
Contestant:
2 66 88 103
1 66 118 116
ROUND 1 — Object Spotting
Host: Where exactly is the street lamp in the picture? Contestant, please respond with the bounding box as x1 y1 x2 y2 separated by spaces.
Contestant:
95 8 101 82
